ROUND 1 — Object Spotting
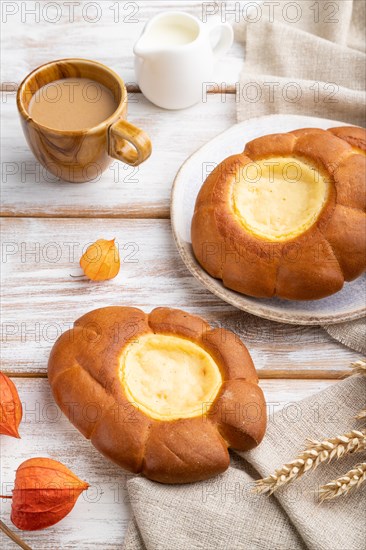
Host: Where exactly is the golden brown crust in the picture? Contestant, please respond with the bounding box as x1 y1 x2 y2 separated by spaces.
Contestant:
91 405 151 474
209 380 267 451
148 306 210 340
244 132 297 158
293 131 353 173
333 155 366 211
201 328 258 383
191 126 366 301
143 418 230 483
48 306 266 484
321 205 366 281
328 126 366 152
275 230 344 300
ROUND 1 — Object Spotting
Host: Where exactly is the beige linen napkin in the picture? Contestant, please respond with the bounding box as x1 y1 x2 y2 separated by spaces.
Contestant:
235 0 366 124
235 0 366 352
123 376 366 550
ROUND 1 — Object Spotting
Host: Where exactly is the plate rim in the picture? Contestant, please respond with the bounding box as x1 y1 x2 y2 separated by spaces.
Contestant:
171 113 366 326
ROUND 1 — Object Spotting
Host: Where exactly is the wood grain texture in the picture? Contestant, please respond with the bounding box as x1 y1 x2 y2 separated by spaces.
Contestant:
0 377 335 549
1 1 245 89
0 521 32 550
1 218 359 375
1 91 236 218
16 58 154 183
3 370 352 380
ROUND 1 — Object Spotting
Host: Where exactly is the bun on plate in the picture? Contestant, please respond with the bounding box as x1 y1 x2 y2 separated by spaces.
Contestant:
191 126 366 300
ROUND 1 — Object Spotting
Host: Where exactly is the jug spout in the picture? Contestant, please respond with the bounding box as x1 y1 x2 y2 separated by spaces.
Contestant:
133 11 202 58
133 35 152 59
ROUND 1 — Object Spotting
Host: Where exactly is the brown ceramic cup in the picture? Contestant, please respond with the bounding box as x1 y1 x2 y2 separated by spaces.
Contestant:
17 58 152 183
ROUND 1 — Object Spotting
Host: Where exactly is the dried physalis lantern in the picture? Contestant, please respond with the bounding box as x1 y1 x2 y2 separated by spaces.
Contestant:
80 238 120 281
0 372 22 438
10 458 89 530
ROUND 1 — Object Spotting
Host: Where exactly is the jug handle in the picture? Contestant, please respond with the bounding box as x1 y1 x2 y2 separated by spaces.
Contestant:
209 21 234 59
108 120 152 167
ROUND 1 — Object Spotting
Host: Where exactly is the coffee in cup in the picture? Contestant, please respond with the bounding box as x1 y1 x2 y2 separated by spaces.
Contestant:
17 58 152 183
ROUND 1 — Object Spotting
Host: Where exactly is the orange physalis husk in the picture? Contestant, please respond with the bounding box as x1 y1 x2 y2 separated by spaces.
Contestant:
80 238 120 281
11 458 89 531
0 372 22 438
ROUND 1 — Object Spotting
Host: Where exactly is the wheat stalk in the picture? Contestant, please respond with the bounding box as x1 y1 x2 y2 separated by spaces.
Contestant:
350 360 366 376
319 462 366 502
254 430 366 495
356 409 366 420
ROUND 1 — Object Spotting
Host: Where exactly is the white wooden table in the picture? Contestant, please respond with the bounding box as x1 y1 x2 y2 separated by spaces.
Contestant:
0 2 360 548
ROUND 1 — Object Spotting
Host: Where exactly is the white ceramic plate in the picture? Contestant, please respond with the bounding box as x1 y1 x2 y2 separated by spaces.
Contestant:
171 114 366 325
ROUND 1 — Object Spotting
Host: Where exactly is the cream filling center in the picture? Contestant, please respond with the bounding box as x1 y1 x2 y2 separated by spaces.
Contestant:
120 334 222 420
233 157 330 241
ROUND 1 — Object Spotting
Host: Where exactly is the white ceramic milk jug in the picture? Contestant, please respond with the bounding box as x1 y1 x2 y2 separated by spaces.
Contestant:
133 11 234 110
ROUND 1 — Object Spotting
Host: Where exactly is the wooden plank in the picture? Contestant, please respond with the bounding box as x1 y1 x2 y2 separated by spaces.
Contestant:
0 376 335 549
1 0 245 89
1 371 353 381
1 218 359 375
1 92 237 218
258 369 351 380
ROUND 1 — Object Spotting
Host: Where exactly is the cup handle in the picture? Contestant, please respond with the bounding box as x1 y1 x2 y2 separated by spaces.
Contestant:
209 20 234 59
108 119 152 166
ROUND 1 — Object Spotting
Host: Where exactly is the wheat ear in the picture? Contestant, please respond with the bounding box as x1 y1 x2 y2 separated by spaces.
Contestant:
254 430 366 495
319 462 366 502
350 360 366 376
